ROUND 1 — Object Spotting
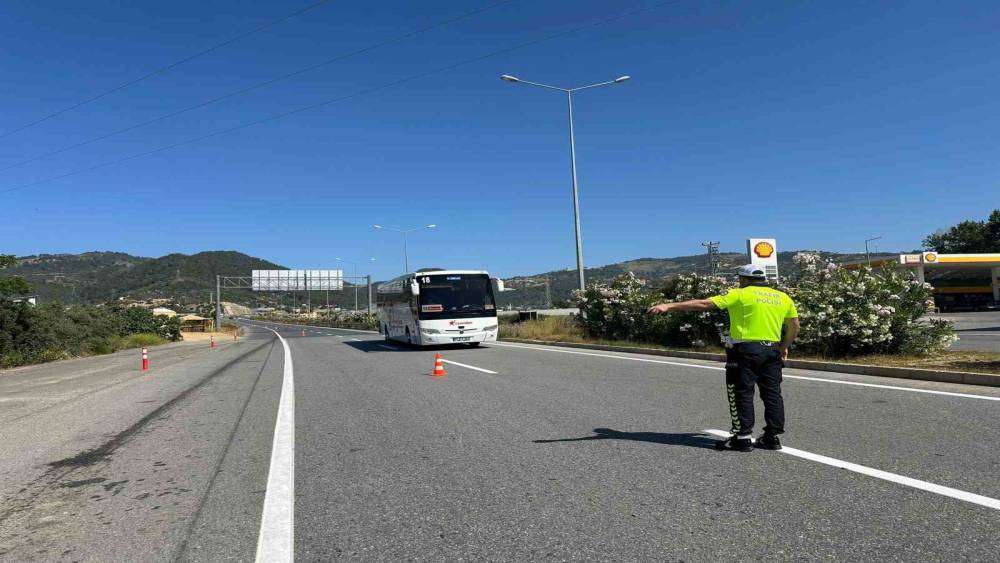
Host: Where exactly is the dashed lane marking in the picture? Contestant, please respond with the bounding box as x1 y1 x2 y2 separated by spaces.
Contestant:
441 359 498 374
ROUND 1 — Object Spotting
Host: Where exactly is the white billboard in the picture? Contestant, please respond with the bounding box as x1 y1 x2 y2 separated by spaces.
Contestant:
252 270 343 291
746 238 779 281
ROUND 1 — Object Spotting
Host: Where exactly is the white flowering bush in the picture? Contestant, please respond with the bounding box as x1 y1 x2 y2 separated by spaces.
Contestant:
571 272 661 341
788 253 955 357
570 255 956 357
657 274 735 348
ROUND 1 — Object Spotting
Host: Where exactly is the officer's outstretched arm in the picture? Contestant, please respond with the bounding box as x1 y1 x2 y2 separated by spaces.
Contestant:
647 299 718 315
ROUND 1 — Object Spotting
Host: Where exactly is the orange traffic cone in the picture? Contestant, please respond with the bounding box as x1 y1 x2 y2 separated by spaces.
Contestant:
210 335 216 349
431 353 447 377
300 329 306 337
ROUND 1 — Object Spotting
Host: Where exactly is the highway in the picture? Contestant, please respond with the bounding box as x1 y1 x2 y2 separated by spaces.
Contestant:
1 321 998 561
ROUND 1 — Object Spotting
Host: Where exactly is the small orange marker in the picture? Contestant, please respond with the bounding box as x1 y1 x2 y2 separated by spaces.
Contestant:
301 329 306 337
141 347 149 371
210 335 216 349
431 353 447 377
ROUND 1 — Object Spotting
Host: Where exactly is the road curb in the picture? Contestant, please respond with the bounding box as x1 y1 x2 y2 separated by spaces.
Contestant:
500 338 1000 388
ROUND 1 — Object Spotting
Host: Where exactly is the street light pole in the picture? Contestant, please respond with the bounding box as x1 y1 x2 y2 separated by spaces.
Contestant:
865 236 883 266
373 224 436 275
501 73 630 292
337 257 376 311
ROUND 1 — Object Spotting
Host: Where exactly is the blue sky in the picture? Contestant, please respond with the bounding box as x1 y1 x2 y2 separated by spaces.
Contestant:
1 0 997 280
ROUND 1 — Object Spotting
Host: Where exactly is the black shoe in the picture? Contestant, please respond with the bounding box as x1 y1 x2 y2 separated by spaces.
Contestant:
755 434 782 450
715 436 753 452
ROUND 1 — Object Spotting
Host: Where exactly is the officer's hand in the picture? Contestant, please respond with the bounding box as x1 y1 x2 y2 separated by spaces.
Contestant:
647 303 672 315
780 347 789 361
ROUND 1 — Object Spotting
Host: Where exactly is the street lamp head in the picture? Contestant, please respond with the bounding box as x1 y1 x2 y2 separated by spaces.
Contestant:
613 75 631 84
425 224 437 229
500 74 520 83
336 257 343 261
373 224 383 229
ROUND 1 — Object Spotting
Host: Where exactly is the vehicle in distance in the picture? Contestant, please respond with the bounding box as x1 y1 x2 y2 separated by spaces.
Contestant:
376 269 499 346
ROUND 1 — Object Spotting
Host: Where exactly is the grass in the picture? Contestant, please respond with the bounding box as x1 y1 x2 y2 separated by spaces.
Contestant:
117 333 168 349
1 332 169 370
500 317 1000 376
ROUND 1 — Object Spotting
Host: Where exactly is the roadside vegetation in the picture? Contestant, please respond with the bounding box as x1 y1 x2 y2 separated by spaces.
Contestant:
250 310 378 331
499 252 1000 375
0 301 181 369
499 316 1000 375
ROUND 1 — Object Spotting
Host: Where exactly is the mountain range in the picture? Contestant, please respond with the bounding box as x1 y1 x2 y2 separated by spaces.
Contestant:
3 249 895 309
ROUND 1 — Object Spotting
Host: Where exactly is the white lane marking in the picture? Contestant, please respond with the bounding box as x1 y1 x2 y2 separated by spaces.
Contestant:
256 329 295 562
378 344 399 350
441 359 498 374
704 429 1000 511
491 342 1000 402
782 374 1000 401
349 338 363 342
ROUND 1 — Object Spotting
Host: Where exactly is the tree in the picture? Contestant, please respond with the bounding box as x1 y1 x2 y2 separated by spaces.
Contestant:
0 254 31 297
923 209 1000 253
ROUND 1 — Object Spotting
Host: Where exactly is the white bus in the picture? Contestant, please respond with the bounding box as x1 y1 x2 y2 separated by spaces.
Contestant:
376 269 499 346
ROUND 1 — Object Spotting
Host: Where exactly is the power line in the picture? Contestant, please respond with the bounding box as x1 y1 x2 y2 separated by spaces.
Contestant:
1 0 678 197
0 0 333 141
0 0 520 175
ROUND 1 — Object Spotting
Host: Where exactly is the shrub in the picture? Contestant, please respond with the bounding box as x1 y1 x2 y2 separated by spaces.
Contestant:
572 272 661 342
787 253 955 357
567 254 956 358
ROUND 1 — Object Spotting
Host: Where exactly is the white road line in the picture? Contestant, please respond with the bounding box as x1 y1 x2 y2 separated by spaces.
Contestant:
441 359 498 374
491 342 1000 402
256 329 295 562
704 429 1000 511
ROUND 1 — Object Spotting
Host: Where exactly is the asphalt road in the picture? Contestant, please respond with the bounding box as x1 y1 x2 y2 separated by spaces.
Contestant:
937 311 1000 352
1 321 999 561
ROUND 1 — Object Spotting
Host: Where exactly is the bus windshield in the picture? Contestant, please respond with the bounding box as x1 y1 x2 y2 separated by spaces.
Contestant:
417 274 496 320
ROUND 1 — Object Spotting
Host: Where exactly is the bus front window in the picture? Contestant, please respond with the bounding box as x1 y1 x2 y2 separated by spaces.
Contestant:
417 275 496 319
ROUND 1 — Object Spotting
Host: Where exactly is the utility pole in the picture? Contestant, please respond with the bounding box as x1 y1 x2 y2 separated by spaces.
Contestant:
545 276 552 309
215 275 221 332
701 241 720 275
366 275 373 314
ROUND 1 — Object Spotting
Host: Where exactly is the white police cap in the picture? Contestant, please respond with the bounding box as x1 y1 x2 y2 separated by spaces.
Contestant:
737 264 767 279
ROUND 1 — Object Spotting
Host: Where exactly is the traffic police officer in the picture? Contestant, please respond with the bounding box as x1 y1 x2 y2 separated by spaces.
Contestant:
647 264 800 452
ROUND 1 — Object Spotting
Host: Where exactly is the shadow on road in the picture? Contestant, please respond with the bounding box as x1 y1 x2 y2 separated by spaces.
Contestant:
533 428 719 449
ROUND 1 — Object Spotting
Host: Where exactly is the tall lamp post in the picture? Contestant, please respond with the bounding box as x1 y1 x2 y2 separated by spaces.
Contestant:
373 224 436 274
337 257 376 311
865 236 883 266
501 73 630 292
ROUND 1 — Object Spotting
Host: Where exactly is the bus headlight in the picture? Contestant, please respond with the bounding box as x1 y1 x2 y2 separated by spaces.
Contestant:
421 328 441 334
483 324 498 332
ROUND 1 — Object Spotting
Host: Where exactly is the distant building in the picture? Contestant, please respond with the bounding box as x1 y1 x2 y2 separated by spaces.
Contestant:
845 252 1000 312
152 307 177 317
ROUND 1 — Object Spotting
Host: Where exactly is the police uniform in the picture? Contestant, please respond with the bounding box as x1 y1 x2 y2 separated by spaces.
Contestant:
709 283 798 446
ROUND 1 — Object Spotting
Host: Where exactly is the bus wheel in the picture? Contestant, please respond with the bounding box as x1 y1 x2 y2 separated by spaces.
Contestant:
383 325 390 343
405 327 412 345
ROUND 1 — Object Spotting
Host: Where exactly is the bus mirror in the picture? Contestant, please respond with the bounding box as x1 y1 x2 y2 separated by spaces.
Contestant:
410 279 420 295
492 278 505 293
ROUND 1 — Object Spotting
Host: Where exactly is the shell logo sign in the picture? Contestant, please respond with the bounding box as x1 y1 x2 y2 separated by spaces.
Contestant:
753 241 775 258
923 252 938 263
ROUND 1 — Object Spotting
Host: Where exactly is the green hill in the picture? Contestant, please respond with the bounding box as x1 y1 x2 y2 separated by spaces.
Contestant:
7 251 284 305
